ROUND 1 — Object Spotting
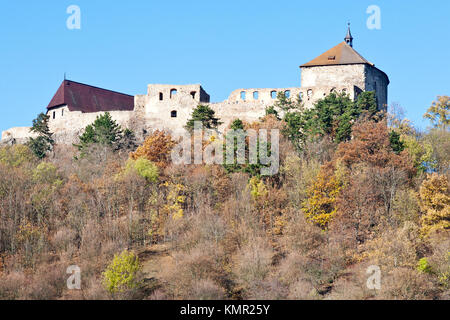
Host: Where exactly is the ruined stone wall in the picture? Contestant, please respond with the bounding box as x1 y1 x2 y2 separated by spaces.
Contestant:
1 127 38 145
1 62 389 144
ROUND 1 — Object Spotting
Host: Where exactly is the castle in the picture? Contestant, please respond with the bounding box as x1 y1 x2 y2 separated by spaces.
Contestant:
1 27 389 144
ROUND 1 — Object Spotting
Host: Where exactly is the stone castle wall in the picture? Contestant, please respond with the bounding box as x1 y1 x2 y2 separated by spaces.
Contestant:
1 62 389 145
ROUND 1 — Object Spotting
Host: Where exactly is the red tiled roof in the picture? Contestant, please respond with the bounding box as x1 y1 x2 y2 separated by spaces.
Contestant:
47 80 134 113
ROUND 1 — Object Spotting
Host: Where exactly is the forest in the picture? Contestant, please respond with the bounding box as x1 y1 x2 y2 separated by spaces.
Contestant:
0 92 448 300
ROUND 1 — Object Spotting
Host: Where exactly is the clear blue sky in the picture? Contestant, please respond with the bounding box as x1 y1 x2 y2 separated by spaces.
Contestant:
1 0 449 133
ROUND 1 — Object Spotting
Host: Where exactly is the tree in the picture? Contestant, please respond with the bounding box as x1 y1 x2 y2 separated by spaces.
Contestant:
389 130 405 154
356 91 378 119
304 91 379 143
123 158 159 183
185 105 222 131
75 112 134 157
424 96 450 130
302 162 343 229
419 173 450 238
27 113 54 159
117 128 138 152
103 250 142 294
130 130 176 169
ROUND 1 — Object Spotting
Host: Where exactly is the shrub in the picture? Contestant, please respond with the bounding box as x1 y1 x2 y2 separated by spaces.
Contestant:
417 258 433 274
124 158 159 182
103 250 142 294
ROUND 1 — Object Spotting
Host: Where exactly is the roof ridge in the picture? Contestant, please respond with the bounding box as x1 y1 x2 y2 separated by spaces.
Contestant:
63 80 134 97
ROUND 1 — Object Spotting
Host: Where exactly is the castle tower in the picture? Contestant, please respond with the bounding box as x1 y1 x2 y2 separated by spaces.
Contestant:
299 27 389 111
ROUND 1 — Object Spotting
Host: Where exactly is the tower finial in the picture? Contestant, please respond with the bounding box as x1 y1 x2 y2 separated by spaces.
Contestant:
345 22 353 47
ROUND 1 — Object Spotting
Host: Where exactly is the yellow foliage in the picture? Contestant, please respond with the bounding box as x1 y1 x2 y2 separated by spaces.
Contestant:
162 182 186 221
302 164 343 229
248 177 268 203
419 173 450 238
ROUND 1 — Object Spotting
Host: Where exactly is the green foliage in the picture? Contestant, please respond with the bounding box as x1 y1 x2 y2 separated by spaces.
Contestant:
277 91 380 152
417 258 433 274
30 113 53 137
401 134 434 172
389 130 405 154
27 113 54 159
118 128 138 152
77 112 122 148
273 91 303 112
103 250 142 294
75 112 136 157
185 105 222 131
230 119 244 130
0 144 35 167
265 106 280 120
32 162 62 185
124 158 159 182
282 111 305 152
305 92 356 142
356 91 378 118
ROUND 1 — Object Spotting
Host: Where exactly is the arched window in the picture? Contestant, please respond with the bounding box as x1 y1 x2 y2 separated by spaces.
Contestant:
159 92 163 101
240 91 246 100
171 110 177 118
170 89 178 99
330 87 336 94
299 92 304 101
253 91 259 100
271 91 277 99
285 90 291 98
307 89 313 100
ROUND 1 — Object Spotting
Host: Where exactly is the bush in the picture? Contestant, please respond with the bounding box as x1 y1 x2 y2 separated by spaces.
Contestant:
103 250 142 294
124 158 159 182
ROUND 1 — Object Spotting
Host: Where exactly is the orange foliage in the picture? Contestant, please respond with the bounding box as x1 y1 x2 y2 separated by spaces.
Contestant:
130 130 176 169
336 120 415 176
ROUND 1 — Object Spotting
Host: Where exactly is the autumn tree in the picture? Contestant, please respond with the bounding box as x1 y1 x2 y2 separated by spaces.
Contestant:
424 96 449 130
130 130 176 169
419 173 450 238
302 162 343 229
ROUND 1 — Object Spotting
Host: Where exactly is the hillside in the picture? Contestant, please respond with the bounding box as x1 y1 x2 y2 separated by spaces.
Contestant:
0 93 448 300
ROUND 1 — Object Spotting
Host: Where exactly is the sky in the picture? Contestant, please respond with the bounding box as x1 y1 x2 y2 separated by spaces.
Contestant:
0 0 449 133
